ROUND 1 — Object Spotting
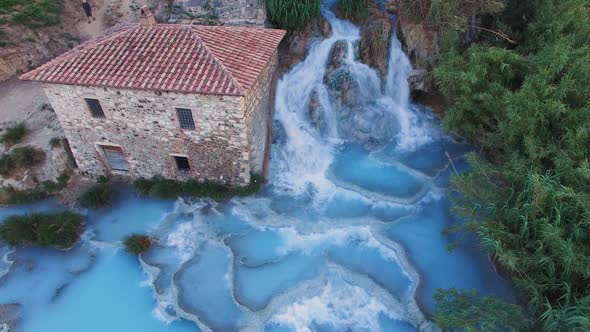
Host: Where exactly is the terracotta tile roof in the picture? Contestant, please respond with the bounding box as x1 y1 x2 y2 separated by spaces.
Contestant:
20 24 286 96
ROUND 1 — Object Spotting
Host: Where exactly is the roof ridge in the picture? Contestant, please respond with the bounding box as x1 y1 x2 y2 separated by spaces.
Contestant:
188 26 245 94
21 24 138 81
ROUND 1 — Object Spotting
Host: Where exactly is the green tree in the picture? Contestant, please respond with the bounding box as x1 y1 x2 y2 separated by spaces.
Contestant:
433 0 590 330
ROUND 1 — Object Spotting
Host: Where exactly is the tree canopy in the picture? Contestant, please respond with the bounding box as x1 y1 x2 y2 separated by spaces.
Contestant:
432 0 590 330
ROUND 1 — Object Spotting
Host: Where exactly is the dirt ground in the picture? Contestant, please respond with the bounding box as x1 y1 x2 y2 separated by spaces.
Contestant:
77 0 136 40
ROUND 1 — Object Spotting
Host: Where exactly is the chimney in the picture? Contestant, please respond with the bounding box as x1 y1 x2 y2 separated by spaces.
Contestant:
139 6 156 27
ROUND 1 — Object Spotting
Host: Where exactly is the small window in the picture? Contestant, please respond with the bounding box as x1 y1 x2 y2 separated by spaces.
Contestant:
176 108 195 130
101 145 129 172
85 98 105 118
174 156 191 172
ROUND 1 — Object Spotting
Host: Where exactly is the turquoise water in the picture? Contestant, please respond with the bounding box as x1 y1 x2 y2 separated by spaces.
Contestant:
0 5 513 332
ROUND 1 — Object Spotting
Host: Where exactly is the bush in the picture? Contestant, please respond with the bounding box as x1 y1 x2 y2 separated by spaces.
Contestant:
79 182 116 208
133 174 262 200
49 137 61 148
434 289 529 331
0 187 46 205
0 146 45 176
266 0 322 31
42 173 70 193
123 234 152 255
11 146 45 165
434 0 590 329
0 122 27 146
0 211 83 249
8 0 64 29
337 0 370 22
390 0 504 30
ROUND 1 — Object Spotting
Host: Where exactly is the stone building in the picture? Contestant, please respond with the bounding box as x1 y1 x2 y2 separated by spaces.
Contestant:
21 8 285 186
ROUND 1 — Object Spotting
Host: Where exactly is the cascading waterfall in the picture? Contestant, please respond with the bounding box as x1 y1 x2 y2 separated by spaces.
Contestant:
271 8 434 196
0 3 514 332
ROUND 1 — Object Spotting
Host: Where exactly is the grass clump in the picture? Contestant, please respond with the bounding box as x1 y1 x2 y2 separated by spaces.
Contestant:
337 0 370 22
78 181 116 208
1 122 27 146
1 0 65 29
0 146 45 176
123 234 152 255
49 137 61 148
266 0 322 31
42 173 70 194
0 211 83 249
0 187 46 205
133 174 262 200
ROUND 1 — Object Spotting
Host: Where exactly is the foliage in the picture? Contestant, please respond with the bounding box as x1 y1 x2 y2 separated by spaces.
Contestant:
133 174 262 200
0 122 27 146
434 0 590 330
266 0 322 31
49 137 61 148
0 173 68 205
42 173 70 193
0 0 64 29
0 187 46 205
79 182 116 208
0 146 45 176
123 234 152 255
0 211 83 249
390 0 504 30
434 289 530 331
337 0 370 22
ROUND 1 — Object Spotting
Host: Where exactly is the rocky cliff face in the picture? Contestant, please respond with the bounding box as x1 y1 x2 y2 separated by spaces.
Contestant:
356 4 393 80
0 0 174 82
169 0 265 26
0 7 82 81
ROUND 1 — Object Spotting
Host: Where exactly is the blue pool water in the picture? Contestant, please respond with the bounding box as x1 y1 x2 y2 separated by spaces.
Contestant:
0 5 513 332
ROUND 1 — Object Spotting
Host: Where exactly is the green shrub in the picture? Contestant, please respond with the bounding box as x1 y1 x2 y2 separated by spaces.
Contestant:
42 173 70 193
390 0 504 30
0 122 27 146
79 182 116 208
0 211 83 249
49 137 61 148
8 0 64 29
11 146 44 165
266 0 322 31
0 187 46 205
434 0 590 329
123 234 152 255
0 146 45 176
337 0 370 22
0 155 15 176
133 174 262 200
434 289 530 331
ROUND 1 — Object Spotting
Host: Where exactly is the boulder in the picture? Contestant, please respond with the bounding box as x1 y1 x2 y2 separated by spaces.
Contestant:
326 40 348 73
397 21 439 70
358 4 393 79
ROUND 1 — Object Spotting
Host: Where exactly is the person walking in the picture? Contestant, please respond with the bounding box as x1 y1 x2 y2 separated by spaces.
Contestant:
82 0 96 24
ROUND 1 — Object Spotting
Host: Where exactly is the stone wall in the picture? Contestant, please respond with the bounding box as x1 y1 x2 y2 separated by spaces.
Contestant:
243 51 278 175
41 84 252 186
169 0 266 26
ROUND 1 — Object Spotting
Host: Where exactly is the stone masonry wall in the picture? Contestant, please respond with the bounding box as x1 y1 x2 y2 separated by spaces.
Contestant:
243 51 279 175
41 84 251 186
170 0 266 26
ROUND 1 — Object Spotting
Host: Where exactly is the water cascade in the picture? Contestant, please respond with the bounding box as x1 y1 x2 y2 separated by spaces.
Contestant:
0 4 513 332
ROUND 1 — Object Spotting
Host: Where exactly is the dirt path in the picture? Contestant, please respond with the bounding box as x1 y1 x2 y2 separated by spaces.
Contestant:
76 0 135 40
